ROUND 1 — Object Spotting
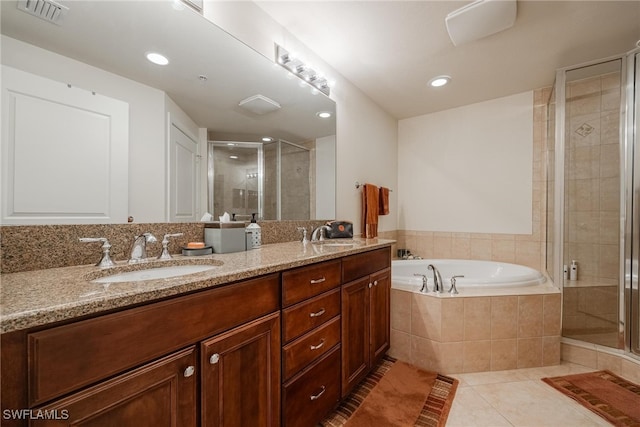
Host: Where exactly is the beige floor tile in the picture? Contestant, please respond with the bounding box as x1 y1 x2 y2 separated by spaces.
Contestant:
446 387 512 427
456 369 530 386
518 361 595 380
474 380 611 426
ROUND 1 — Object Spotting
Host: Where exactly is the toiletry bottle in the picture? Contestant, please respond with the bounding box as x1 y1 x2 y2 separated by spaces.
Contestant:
246 213 261 248
569 260 578 281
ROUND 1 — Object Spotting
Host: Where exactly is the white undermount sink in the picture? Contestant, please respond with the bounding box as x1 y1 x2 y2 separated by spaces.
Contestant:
92 265 217 283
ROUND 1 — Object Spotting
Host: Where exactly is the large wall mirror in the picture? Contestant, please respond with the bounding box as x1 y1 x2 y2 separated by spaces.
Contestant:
0 0 336 224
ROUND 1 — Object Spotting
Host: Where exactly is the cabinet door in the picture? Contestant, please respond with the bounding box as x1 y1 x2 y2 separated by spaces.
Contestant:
370 268 391 364
201 312 280 427
341 276 370 397
31 347 197 427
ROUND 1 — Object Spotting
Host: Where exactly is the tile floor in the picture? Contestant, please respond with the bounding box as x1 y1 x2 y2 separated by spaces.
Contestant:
446 362 613 426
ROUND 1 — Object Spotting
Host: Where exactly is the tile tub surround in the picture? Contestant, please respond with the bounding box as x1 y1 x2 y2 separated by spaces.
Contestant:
0 220 332 274
0 238 394 333
389 289 562 374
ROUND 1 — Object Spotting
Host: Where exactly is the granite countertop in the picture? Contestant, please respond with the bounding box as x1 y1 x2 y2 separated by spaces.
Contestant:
0 238 394 334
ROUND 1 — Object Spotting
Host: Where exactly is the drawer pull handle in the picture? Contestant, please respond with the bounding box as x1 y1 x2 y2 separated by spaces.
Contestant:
209 353 220 365
310 277 326 284
310 385 326 401
310 308 326 318
310 339 325 351
183 366 195 377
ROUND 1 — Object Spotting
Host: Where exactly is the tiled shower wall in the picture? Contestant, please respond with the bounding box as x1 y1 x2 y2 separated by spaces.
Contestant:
562 71 621 341
395 87 551 271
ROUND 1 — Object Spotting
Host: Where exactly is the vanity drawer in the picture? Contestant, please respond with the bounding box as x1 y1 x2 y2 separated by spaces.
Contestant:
342 247 391 283
282 259 341 307
282 346 341 427
282 316 340 381
282 288 340 342
28 274 280 406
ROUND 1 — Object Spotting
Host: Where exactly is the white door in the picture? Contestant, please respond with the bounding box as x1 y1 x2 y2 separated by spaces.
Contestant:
169 121 199 222
1 65 129 224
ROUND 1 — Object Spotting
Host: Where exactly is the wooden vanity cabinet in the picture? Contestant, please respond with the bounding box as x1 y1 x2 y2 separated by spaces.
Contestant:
2 274 281 427
280 260 342 427
201 312 280 427
341 248 391 397
30 346 198 427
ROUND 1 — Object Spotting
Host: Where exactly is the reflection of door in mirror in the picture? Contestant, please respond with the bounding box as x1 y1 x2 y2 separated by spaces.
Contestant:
1 65 129 224
209 142 263 220
169 122 200 222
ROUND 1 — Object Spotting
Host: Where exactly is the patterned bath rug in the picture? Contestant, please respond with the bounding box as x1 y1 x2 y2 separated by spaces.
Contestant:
319 356 458 427
542 370 640 427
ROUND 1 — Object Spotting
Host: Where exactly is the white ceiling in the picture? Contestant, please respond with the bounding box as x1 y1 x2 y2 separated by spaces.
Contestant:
256 0 640 119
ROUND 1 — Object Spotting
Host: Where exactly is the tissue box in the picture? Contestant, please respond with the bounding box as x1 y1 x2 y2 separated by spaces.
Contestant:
204 222 246 253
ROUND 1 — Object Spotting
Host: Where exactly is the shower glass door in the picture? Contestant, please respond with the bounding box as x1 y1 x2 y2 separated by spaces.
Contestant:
630 51 640 356
561 58 623 349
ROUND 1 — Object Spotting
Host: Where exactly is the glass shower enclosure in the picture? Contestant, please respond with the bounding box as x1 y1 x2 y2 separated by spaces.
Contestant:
208 140 312 221
547 48 639 357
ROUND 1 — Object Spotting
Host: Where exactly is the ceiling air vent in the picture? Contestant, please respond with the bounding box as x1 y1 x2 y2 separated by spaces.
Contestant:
17 0 69 25
238 95 281 115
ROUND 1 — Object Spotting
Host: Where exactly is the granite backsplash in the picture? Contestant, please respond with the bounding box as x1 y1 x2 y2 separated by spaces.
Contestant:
0 220 331 273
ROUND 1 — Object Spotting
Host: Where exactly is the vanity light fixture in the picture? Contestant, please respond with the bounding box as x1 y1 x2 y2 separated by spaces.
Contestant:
146 52 169 66
429 75 451 87
275 44 331 96
316 111 332 119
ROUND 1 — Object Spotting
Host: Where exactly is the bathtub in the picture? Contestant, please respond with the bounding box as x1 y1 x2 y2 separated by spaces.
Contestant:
392 259 548 296
389 259 561 373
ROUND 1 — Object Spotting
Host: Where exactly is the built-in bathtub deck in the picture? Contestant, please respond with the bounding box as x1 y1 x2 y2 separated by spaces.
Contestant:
389 259 561 374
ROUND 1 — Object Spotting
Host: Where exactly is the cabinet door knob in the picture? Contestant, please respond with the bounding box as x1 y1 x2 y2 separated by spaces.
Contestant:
310 277 326 284
310 339 325 351
368 282 372 288
374 280 378 286
209 353 220 365
183 366 195 377
309 308 326 318
310 385 326 401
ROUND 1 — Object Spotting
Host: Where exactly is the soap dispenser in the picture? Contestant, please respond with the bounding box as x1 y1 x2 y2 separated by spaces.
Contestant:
246 213 262 249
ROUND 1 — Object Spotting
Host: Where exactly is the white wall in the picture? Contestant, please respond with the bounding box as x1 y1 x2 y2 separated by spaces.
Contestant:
1 35 167 223
398 91 533 234
204 1 398 234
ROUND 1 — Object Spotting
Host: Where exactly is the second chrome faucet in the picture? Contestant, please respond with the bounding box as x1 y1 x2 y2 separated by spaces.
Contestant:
128 232 157 264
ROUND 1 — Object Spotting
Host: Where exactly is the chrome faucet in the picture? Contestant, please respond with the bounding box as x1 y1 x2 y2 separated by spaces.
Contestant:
449 275 464 295
79 237 115 268
128 232 157 264
311 225 331 242
428 264 443 293
413 274 429 293
158 233 184 260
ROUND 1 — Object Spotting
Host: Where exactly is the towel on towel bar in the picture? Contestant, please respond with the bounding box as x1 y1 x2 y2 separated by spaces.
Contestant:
362 183 379 238
379 187 390 215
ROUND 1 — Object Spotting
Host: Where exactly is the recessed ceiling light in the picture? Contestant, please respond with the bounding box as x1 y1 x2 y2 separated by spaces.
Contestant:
229 155 239 159
317 111 332 119
146 52 169 66
429 75 451 87
262 137 274 142
226 143 236 146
